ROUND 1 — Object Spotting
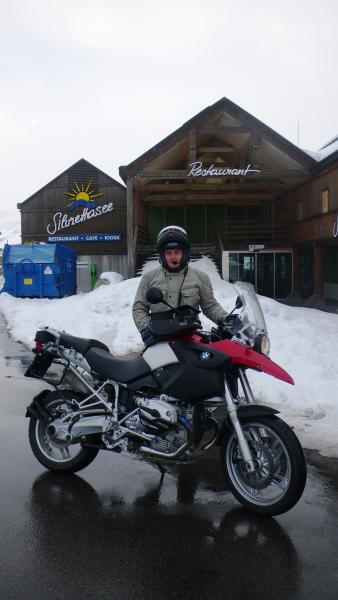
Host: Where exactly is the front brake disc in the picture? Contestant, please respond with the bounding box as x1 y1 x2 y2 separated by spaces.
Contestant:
239 441 276 489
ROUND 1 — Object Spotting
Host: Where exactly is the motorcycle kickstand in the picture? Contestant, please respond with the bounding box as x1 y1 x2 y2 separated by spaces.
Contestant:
156 461 167 482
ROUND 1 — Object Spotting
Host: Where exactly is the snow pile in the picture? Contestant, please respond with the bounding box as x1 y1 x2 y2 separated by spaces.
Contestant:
0 257 338 457
99 271 124 284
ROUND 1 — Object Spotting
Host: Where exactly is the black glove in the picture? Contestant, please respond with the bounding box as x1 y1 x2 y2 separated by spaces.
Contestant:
218 319 232 338
141 326 157 347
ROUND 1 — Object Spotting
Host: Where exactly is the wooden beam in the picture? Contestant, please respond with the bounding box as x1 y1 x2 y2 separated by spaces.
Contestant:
127 177 134 277
198 126 252 134
198 145 234 153
143 197 263 206
138 169 310 179
139 170 186 179
248 133 261 169
188 129 196 165
143 193 274 202
139 182 287 192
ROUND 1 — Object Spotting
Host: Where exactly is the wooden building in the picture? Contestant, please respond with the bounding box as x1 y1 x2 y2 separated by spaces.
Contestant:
18 100 338 302
119 97 321 300
278 145 338 301
18 159 127 286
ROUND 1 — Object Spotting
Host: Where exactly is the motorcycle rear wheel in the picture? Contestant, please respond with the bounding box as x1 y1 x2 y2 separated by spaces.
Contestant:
221 415 307 516
28 391 99 473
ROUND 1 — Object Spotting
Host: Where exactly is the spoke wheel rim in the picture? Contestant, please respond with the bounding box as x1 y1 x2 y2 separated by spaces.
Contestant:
225 423 291 506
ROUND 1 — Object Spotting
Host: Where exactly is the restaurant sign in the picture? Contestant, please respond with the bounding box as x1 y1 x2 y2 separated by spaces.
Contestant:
187 162 261 177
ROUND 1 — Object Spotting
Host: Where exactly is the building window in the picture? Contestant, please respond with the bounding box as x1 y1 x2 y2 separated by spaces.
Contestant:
322 247 338 283
296 200 303 221
322 189 329 213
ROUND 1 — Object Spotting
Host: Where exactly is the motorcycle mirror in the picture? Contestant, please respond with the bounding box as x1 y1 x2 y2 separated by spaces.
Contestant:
235 296 244 309
146 287 164 304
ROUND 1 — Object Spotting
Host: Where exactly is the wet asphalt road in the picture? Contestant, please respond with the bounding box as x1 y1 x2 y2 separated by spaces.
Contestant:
1 317 338 600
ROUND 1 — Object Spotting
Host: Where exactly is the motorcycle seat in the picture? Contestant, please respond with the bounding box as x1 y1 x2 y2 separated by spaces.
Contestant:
85 347 151 383
59 333 109 355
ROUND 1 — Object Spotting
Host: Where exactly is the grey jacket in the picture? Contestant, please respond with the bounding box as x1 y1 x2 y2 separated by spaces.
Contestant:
132 265 228 332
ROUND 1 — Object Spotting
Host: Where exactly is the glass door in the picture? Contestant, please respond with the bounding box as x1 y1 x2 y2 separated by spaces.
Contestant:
257 253 274 297
275 253 292 298
238 254 255 286
228 251 292 299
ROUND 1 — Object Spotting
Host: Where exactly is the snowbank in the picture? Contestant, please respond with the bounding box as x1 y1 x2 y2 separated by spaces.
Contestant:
1 257 338 458
99 271 124 285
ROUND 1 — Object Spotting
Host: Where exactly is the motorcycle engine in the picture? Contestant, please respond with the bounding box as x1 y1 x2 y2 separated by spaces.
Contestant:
135 396 177 426
124 395 190 454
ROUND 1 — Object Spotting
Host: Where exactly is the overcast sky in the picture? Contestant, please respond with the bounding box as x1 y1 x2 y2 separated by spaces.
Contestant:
1 0 337 215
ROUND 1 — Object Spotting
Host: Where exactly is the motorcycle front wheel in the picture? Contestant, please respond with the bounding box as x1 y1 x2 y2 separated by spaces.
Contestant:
221 415 307 516
28 391 99 473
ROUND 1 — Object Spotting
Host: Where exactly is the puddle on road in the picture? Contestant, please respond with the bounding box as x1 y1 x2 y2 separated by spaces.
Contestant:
3 354 32 373
0 352 32 379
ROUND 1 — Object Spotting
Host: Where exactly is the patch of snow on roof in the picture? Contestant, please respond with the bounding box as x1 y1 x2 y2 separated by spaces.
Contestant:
302 134 338 162
319 134 338 150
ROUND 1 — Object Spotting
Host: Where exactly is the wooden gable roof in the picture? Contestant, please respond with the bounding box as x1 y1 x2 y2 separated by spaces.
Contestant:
119 97 315 183
19 158 125 208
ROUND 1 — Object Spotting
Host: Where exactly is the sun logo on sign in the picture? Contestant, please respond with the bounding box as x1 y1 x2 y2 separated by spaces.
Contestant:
65 179 103 210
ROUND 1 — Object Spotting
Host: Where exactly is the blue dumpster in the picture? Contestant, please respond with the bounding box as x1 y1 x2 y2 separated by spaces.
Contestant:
1 244 77 298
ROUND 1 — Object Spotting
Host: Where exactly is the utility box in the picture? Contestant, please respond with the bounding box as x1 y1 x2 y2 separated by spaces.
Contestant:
1 244 77 298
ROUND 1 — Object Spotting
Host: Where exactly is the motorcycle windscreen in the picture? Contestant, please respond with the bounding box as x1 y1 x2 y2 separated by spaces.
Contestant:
234 281 268 334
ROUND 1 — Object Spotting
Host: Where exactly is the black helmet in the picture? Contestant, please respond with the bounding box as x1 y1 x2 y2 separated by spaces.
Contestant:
156 225 191 271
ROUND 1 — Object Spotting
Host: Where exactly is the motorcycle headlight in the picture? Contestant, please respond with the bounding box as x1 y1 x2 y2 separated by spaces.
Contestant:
254 333 271 356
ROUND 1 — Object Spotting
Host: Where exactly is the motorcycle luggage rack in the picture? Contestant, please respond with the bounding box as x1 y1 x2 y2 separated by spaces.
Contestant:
25 352 70 387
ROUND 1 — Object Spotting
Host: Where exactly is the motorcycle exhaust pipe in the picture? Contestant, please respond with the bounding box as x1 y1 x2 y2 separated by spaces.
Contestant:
47 424 72 443
47 415 111 443
201 416 219 451
47 415 155 445
138 440 190 459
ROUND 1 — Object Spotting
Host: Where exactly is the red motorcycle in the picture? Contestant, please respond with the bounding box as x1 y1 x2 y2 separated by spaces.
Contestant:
25 281 306 516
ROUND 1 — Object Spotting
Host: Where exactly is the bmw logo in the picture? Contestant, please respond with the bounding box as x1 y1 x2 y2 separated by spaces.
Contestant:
200 351 211 361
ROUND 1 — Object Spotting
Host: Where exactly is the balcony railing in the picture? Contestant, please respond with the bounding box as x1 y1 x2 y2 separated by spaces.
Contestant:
215 220 290 247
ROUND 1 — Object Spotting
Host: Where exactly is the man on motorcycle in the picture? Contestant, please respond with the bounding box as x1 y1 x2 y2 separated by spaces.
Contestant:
132 225 228 346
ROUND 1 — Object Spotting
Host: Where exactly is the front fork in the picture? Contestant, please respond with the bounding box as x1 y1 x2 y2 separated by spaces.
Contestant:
224 370 256 472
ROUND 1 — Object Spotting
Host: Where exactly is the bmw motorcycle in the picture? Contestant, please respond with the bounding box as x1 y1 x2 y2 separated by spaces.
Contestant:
25 281 306 516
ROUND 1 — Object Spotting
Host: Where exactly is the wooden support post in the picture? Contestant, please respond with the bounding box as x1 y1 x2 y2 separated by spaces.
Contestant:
271 201 276 242
293 247 300 295
314 244 322 295
188 129 196 166
249 133 261 169
127 177 134 278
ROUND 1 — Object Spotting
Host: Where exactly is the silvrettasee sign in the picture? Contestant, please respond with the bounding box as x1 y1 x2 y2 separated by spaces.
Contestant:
46 180 114 235
46 203 114 235
187 162 261 177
